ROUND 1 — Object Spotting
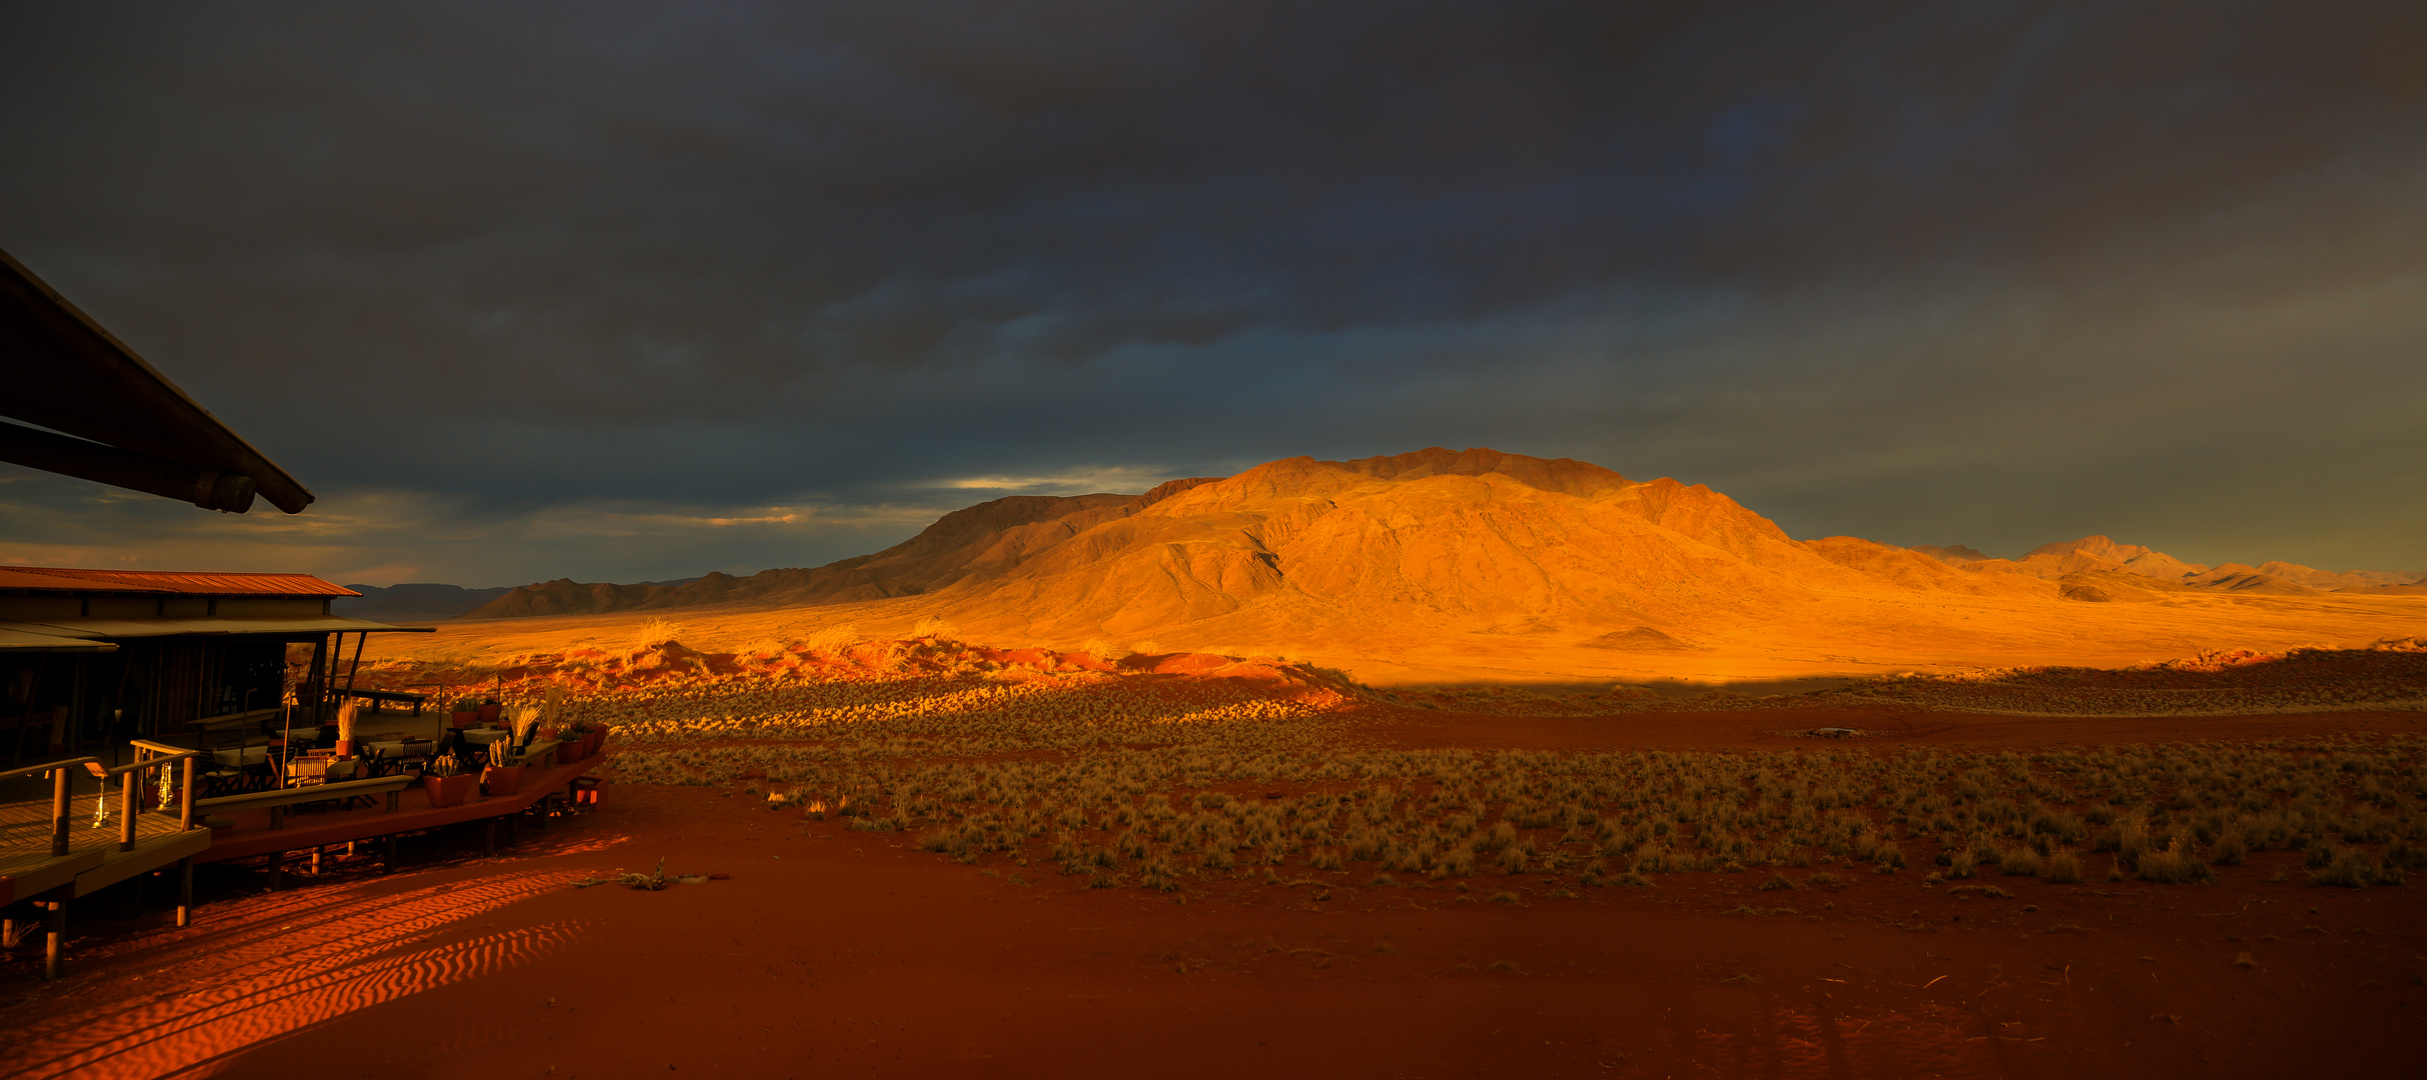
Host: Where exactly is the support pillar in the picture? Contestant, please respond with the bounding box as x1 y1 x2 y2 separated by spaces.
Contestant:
176 856 194 928
268 851 284 891
43 899 65 982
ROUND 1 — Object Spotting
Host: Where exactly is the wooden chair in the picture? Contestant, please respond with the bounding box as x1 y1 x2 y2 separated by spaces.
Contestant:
197 746 253 800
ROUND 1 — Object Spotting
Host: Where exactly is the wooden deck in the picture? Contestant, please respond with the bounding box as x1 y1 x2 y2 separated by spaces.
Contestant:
196 753 604 864
3 750 604 905
0 771 211 905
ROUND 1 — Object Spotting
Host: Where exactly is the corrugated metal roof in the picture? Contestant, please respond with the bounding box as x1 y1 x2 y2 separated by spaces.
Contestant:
0 566 359 597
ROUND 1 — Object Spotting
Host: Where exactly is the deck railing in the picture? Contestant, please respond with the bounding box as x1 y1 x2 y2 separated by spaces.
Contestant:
2 756 101 857
78 740 204 850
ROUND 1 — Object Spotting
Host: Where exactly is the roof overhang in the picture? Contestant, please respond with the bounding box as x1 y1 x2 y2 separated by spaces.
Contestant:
0 616 434 640
0 626 119 652
0 246 313 514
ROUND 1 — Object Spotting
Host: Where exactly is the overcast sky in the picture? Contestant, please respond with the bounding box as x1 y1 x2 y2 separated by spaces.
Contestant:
4 1 2423 586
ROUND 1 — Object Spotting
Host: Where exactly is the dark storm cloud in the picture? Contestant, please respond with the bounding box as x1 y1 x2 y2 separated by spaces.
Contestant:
3 1 2424 581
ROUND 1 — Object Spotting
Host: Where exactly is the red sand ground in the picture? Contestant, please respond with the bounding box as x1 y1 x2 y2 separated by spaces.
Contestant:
3 708 2422 1080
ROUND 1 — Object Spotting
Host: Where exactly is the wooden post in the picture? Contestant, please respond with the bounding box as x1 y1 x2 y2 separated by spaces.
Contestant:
175 856 194 928
179 754 195 832
385 833 398 869
50 764 70 857
118 766 137 852
343 631 367 697
484 819 495 855
268 852 283 891
43 899 64 981
270 804 284 830
310 846 322 875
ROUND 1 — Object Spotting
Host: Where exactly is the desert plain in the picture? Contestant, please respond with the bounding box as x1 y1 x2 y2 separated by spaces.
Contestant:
5 449 2425 1079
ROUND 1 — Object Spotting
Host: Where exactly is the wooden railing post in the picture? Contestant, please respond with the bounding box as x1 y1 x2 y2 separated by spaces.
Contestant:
51 764 70 857
118 764 137 852
180 755 196 831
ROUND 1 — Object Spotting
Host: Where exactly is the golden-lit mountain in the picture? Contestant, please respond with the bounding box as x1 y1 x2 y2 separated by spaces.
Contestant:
455 448 2425 682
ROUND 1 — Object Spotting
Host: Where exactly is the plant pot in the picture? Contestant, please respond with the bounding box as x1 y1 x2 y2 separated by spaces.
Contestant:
481 765 524 797
451 711 476 728
557 738 584 763
335 739 356 758
424 773 478 808
586 730 605 758
477 702 503 724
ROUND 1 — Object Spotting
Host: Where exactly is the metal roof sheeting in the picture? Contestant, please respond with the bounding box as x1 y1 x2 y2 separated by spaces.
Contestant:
0 566 359 597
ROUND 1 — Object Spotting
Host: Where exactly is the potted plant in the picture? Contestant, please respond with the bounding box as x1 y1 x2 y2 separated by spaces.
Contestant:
450 697 477 728
584 723 607 759
423 754 477 808
476 697 503 724
480 740 523 797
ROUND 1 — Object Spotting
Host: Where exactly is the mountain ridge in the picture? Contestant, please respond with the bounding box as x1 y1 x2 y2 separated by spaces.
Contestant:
455 450 2426 650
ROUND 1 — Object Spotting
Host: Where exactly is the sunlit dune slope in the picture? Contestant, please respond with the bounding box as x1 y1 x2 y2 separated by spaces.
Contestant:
434 448 2425 686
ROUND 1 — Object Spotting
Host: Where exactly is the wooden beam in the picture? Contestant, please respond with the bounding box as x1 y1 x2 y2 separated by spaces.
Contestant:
0 421 258 512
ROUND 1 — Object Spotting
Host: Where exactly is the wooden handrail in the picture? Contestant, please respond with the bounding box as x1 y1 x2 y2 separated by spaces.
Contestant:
1 756 99 784
81 745 206 849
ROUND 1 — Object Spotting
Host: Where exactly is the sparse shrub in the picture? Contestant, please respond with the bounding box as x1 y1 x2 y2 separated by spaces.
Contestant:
1757 874 1797 891
2135 839 2212 884
1945 850 1977 879
2211 831 2248 866
1999 846 2041 877
1872 840 1904 870
1615 871 1655 886
2042 850 2084 884
2308 848 2377 888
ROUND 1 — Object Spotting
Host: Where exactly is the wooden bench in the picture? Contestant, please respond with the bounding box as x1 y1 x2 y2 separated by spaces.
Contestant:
193 774 417 829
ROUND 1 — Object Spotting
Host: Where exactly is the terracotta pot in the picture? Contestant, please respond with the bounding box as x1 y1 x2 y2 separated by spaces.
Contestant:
481 764 524 797
586 729 605 758
424 773 477 808
451 711 476 728
477 702 503 723
558 737 584 763
335 739 356 758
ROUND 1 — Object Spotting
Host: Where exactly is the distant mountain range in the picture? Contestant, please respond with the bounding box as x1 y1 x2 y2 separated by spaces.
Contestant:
1911 536 2427 599
338 578 700 623
428 448 2422 658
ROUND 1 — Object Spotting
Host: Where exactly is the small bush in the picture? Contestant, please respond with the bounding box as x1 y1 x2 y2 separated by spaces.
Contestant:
2042 850 2084 884
1757 873 1797 891
2308 848 2377 888
1999 847 2042 877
